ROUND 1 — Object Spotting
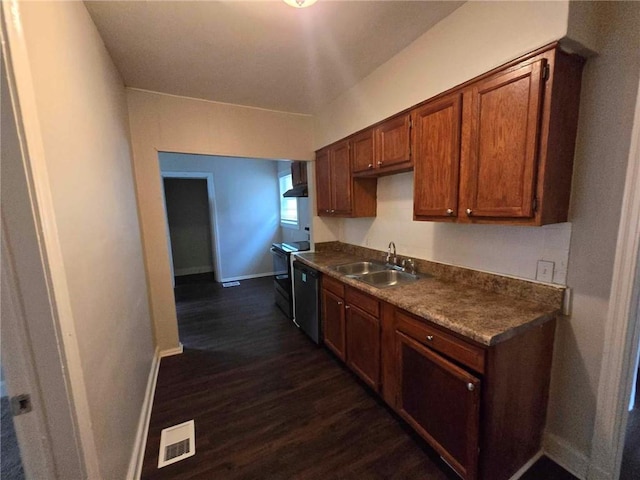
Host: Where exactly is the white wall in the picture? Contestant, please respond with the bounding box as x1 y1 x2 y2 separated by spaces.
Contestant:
164 178 214 276
127 89 314 350
545 3 640 473
160 153 282 281
312 0 574 285
10 2 155 478
311 0 640 474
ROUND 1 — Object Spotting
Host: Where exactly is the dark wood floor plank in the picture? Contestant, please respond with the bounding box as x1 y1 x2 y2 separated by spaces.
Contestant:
141 275 575 480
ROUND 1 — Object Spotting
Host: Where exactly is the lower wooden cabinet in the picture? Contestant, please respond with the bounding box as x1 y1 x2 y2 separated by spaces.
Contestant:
321 288 345 360
319 274 556 480
345 305 380 390
321 279 381 391
395 331 480 479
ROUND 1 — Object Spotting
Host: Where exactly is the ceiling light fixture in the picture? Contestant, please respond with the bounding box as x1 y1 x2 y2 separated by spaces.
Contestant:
283 0 318 8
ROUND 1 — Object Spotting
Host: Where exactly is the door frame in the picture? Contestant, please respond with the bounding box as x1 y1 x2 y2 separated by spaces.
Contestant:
588 77 640 480
160 171 222 284
1 3 98 477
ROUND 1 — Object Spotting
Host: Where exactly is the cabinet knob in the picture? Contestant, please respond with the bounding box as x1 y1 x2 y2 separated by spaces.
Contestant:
426 335 434 341
368 163 373 169
378 161 384 166
337 301 343 305
446 208 454 216
345 305 350 310
465 208 473 216
331 209 335 213
467 383 475 392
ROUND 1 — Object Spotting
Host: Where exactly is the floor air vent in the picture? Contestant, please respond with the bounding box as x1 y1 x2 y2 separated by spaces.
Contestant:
222 281 240 287
158 420 195 468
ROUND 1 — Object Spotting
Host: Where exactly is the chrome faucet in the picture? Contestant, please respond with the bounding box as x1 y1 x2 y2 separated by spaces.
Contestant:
386 241 397 266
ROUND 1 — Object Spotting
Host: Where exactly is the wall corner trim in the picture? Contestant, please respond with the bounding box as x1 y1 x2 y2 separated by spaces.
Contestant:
543 432 589 479
160 343 184 358
126 348 162 480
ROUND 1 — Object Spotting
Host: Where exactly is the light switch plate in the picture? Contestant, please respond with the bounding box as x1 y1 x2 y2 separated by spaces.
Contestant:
536 260 555 283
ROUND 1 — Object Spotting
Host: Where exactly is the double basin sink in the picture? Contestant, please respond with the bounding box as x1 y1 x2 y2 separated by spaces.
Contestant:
332 261 422 289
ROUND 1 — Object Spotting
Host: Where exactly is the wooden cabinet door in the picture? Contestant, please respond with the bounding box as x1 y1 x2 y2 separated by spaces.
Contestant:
331 140 352 215
351 129 375 174
345 305 380 390
396 331 480 480
413 93 462 219
460 59 546 219
315 149 332 216
375 113 412 170
321 289 346 360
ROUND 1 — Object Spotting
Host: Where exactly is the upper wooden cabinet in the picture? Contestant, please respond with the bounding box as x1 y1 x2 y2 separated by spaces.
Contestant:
375 112 412 172
459 60 545 220
413 93 462 219
316 140 377 218
352 113 413 177
414 46 584 225
351 128 375 174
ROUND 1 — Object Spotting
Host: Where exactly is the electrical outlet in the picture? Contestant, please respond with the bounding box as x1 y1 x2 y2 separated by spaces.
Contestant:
536 260 555 283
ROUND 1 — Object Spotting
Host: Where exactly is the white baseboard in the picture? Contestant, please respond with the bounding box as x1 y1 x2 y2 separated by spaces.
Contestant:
126 348 161 480
160 343 183 358
220 272 276 282
174 266 214 276
508 451 543 480
544 432 589 479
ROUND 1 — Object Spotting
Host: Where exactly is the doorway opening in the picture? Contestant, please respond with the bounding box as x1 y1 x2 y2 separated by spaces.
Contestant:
162 176 217 292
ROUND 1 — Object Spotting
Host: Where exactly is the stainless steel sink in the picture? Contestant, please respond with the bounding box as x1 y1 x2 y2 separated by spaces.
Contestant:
333 261 387 276
358 269 421 288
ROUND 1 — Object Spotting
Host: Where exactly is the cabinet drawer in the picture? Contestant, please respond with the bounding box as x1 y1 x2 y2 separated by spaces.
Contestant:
396 310 485 374
345 287 380 317
322 275 345 297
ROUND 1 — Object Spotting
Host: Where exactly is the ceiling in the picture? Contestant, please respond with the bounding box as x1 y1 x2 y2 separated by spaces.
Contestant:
85 1 464 115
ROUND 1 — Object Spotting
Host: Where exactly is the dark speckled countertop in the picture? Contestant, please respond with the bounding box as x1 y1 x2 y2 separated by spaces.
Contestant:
294 250 560 346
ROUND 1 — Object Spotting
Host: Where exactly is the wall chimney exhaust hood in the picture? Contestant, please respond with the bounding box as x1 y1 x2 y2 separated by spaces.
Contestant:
283 184 308 197
283 161 308 197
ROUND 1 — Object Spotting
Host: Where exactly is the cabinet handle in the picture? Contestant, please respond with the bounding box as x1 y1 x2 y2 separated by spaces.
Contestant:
345 305 350 310
465 208 473 216
467 383 475 392
368 163 373 169
337 301 343 305
446 208 454 216
426 335 434 341
378 161 384 167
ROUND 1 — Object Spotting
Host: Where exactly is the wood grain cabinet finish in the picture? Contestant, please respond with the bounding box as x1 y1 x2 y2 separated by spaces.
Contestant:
412 46 583 225
345 303 380 390
413 93 462 220
395 331 480 480
321 288 346 360
374 112 412 172
460 60 545 220
351 128 375 174
319 275 556 480
320 279 382 391
315 141 377 218
385 307 556 480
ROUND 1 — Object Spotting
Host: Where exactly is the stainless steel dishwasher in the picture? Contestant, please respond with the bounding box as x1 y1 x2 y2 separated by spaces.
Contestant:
293 261 321 344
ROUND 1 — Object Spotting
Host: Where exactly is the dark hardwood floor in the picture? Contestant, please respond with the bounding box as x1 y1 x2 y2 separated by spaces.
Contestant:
141 275 576 479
